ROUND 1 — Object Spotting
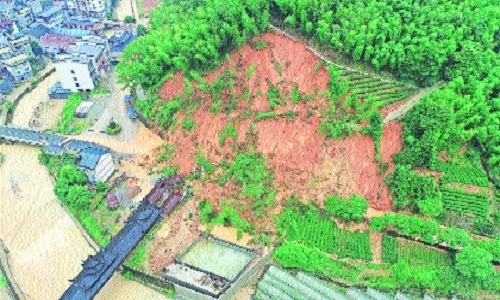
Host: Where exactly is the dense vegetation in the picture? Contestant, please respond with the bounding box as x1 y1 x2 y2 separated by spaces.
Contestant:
117 0 270 90
38 151 111 246
277 203 372 261
57 93 83 134
271 0 500 86
324 194 368 223
385 164 443 217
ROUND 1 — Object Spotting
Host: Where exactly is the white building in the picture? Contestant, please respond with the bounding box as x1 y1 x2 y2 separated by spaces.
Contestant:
54 35 110 92
75 147 115 183
4 54 33 82
67 0 106 17
9 35 33 57
54 55 97 92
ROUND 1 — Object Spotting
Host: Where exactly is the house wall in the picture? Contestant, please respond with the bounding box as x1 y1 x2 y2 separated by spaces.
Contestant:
54 60 95 92
6 61 33 82
95 153 114 182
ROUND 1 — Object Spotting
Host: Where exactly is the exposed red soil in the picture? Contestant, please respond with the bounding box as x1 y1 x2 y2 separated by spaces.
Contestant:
143 0 160 15
379 99 407 119
156 32 408 222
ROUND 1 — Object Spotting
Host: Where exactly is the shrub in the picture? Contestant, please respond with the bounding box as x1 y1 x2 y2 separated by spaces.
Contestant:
324 194 368 222
106 122 121 135
182 117 195 130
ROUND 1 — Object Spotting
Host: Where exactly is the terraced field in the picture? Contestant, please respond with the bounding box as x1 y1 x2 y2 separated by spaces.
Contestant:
336 68 418 107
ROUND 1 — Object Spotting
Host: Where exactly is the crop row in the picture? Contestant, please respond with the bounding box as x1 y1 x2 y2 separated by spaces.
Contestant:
382 235 450 266
441 188 489 217
434 161 489 187
278 208 372 261
331 65 417 107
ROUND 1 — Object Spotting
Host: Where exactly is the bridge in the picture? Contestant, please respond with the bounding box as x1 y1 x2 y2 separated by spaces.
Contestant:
59 175 184 300
0 125 133 159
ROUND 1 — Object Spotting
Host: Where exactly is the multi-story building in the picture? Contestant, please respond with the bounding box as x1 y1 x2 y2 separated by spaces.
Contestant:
67 35 110 74
36 6 64 27
9 34 33 57
4 54 33 81
15 6 35 30
54 35 110 92
67 0 106 18
63 16 103 34
0 2 13 22
26 0 43 15
54 54 97 92
0 45 12 60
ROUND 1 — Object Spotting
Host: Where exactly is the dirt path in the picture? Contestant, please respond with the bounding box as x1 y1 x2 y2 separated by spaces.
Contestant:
383 82 445 124
0 144 95 300
10 72 58 129
95 274 168 300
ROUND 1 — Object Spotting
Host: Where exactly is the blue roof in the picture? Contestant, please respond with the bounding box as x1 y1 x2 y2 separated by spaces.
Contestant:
52 28 90 36
76 147 108 169
28 23 51 39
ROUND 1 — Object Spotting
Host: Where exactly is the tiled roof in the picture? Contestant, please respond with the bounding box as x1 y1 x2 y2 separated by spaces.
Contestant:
76 147 108 169
28 23 50 39
51 27 90 36
68 44 103 58
38 6 62 18
40 34 77 49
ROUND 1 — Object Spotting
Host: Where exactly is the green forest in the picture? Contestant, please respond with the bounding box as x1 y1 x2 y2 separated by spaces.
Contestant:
116 0 500 298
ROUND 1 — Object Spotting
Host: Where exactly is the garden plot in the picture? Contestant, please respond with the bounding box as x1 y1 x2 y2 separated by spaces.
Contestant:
177 237 255 280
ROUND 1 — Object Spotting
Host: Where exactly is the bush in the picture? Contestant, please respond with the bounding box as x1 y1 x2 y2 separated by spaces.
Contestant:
4 100 13 113
124 16 136 23
57 93 82 134
182 117 195 130
324 194 368 222
106 122 121 135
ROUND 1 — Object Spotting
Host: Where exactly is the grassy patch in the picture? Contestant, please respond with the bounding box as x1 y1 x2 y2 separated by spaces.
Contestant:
56 93 84 134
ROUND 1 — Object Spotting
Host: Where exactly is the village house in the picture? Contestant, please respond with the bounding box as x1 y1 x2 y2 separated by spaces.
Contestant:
51 27 90 37
36 6 64 28
0 2 13 22
14 6 35 30
27 22 50 40
26 0 43 15
66 0 106 18
75 147 115 184
8 34 33 57
67 35 110 74
63 16 103 34
108 30 136 63
4 53 33 81
0 45 12 60
39 33 77 56
54 54 97 92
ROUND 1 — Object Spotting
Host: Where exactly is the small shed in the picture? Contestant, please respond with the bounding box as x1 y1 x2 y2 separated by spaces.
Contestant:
75 147 115 183
74 101 94 118
49 82 71 99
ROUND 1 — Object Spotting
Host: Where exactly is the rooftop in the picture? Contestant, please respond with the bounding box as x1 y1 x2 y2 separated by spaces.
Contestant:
28 23 51 39
52 27 90 36
68 44 104 58
40 34 77 49
38 6 62 18
76 147 109 169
